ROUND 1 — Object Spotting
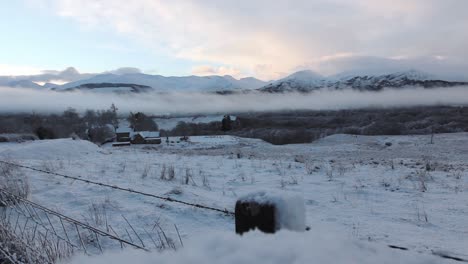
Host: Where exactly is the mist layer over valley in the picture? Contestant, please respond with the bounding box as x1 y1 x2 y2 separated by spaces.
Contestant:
1 86 468 115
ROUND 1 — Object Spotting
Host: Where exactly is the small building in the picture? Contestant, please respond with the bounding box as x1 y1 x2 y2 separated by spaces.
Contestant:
116 127 133 142
131 131 161 144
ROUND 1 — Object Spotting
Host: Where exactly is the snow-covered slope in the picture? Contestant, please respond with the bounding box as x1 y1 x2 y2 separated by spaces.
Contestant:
1 132 467 263
55 73 267 93
0 138 107 160
260 70 328 93
259 69 468 93
0 79 44 89
70 231 441 264
3 68 467 94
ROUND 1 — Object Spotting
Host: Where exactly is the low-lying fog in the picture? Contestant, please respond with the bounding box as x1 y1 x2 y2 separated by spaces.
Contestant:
0 86 467 114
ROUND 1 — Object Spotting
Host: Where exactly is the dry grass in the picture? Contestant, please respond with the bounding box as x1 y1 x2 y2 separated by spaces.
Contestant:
0 161 30 199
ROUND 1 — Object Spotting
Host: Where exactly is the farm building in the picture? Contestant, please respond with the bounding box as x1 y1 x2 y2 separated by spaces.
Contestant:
115 127 133 142
131 131 161 144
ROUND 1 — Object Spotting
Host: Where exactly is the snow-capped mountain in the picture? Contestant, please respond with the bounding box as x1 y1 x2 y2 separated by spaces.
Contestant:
3 68 466 94
260 70 328 93
0 67 95 90
54 73 267 93
259 70 468 93
3 80 43 89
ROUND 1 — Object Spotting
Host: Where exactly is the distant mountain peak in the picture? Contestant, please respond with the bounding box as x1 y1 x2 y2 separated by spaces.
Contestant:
259 70 326 93
276 70 325 84
287 70 324 79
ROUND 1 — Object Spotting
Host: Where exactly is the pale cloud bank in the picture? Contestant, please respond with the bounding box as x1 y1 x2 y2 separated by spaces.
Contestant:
0 66 144 87
191 65 243 78
0 86 467 115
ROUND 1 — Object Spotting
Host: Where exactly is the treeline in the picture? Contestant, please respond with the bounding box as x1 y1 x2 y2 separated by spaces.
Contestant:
1 106 467 145
163 106 468 145
0 106 160 144
0 105 119 143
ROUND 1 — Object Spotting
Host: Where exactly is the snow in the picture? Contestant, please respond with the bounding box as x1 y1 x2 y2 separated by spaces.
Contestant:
0 132 467 263
262 70 328 92
0 138 107 160
333 69 436 81
137 131 160 138
276 70 325 84
56 73 266 92
68 230 442 264
116 127 133 133
260 69 457 92
239 191 306 232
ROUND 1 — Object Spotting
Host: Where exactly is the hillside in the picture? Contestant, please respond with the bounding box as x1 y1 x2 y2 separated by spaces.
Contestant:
259 70 468 93
1 133 467 263
54 73 267 93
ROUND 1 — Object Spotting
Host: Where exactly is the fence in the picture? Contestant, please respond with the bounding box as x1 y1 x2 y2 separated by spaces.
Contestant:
0 188 156 263
0 160 466 263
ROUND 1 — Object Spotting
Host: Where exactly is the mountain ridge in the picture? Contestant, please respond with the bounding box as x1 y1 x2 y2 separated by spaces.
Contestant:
2 69 467 94
55 73 266 92
259 69 468 93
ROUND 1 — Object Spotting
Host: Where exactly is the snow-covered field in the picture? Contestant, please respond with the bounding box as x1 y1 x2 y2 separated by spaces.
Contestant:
0 133 467 263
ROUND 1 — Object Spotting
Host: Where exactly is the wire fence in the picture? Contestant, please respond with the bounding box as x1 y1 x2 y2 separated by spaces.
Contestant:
0 160 234 216
0 159 467 263
0 187 156 263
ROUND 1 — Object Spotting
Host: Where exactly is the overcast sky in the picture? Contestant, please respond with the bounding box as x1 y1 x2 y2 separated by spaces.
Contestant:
1 0 467 81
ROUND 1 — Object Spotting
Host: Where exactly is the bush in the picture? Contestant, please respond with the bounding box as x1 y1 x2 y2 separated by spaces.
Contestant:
363 121 403 135
88 126 115 144
35 126 56 139
128 112 158 131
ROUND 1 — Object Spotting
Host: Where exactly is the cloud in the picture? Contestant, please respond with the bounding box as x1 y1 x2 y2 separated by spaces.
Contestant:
0 67 146 88
1 86 467 114
192 65 243 78
0 66 91 84
106 67 142 75
31 0 468 80
0 64 43 76
314 56 468 81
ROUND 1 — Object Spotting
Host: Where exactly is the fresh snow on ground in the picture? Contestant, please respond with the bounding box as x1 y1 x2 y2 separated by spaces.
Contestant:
0 133 467 262
0 138 108 160
68 231 442 264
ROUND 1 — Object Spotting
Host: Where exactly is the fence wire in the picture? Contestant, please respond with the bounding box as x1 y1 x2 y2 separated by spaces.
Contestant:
1 159 466 263
0 160 234 216
0 188 152 263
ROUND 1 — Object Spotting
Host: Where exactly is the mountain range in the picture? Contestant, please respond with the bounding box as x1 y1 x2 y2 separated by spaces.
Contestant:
51 73 267 93
259 70 468 93
1 69 467 94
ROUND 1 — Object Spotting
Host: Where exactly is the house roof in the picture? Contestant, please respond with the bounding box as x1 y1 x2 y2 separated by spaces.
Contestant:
136 131 160 138
116 127 133 133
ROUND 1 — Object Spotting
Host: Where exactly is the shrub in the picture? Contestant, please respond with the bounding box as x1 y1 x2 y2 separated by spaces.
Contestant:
88 125 115 144
35 126 56 140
